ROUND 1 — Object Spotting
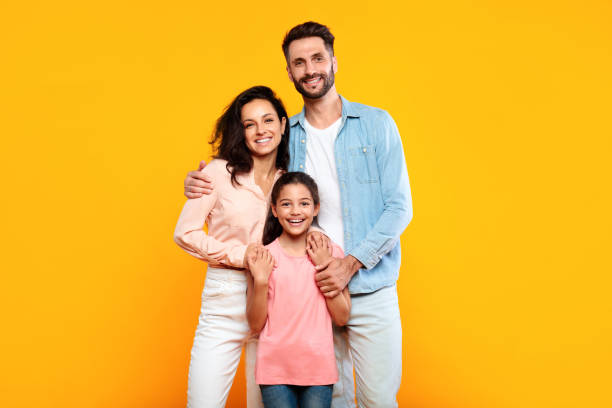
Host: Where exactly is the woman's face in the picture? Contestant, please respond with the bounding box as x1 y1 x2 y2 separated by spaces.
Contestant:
241 98 286 159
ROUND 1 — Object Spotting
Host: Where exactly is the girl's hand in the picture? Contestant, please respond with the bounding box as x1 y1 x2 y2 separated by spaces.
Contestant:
247 246 275 285
307 233 332 266
307 231 332 258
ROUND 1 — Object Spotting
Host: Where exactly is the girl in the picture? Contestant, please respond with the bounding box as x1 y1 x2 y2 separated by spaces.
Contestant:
245 172 351 408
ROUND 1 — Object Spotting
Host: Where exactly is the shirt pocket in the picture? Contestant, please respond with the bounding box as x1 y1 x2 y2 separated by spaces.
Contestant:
349 144 379 184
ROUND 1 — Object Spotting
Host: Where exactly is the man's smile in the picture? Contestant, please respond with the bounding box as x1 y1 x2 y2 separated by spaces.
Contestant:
302 76 322 87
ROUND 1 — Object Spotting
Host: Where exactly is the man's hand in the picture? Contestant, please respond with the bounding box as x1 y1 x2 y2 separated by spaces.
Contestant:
315 255 363 298
184 160 213 199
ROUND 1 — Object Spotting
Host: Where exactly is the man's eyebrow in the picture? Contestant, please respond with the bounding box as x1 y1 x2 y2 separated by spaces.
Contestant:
311 52 325 58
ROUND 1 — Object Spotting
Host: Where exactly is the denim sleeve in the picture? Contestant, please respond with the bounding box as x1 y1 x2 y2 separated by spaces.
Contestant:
348 111 413 269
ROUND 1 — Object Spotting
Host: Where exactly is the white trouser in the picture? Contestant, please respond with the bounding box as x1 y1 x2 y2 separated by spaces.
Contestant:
187 267 263 408
331 284 403 408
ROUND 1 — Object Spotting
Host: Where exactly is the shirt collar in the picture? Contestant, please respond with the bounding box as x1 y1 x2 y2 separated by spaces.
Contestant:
290 95 360 128
234 167 284 199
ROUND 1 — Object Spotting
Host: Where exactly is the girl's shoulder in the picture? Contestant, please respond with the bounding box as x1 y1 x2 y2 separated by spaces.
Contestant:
264 239 282 257
329 241 345 258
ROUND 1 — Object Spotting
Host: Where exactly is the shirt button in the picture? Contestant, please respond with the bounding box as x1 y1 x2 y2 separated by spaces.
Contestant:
301 139 305 143
299 164 303 169
363 148 367 153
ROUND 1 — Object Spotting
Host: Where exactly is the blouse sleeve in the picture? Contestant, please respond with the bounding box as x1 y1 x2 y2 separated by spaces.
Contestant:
173 169 247 268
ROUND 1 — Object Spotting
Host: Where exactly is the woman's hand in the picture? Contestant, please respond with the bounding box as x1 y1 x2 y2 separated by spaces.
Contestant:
246 246 275 285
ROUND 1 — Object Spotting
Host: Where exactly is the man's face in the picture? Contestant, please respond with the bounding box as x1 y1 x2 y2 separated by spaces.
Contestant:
286 37 337 99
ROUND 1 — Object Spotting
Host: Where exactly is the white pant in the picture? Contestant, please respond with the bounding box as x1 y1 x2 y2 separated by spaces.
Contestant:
331 284 403 408
186 267 263 408
187 268 401 408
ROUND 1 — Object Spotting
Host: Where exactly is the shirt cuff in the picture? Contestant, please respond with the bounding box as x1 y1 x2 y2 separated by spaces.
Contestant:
348 242 379 270
230 245 248 268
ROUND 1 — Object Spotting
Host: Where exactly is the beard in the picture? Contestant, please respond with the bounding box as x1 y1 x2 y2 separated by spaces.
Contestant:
292 67 335 99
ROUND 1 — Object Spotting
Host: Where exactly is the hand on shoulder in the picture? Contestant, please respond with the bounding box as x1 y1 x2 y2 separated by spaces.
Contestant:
307 232 332 265
184 160 214 199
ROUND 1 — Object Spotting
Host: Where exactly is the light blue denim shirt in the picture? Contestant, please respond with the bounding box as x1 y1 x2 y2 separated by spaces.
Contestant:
288 96 413 294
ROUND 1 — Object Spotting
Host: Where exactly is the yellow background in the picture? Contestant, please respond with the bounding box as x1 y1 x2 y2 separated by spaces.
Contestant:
1 1 611 407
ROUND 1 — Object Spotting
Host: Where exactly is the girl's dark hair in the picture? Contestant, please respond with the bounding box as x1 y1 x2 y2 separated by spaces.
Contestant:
211 86 290 186
262 172 320 245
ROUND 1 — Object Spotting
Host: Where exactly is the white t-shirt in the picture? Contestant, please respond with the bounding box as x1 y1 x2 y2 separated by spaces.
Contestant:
304 117 345 250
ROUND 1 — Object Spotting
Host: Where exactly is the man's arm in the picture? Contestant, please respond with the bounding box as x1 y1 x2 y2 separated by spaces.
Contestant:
348 111 413 269
184 160 214 198
315 111 412 297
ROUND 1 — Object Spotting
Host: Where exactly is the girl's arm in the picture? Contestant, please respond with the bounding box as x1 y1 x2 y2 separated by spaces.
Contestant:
325 287 351 326
246 247 275 333
308 238 351 326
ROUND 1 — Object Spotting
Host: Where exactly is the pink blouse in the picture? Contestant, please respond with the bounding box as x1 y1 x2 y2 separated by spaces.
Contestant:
174 159 283 269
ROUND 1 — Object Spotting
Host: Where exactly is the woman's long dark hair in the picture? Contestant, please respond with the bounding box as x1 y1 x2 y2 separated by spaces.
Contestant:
262 172 320 245
211 86 290 186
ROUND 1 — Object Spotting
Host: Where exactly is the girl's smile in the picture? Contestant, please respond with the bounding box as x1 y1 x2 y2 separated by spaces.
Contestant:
272 183 320 240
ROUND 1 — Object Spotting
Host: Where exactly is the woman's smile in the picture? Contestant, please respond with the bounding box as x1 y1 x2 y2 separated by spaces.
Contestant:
241 98 286 158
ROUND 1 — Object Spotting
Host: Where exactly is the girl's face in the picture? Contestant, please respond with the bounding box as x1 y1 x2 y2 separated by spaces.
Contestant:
241 98 286 159
271 183 320 239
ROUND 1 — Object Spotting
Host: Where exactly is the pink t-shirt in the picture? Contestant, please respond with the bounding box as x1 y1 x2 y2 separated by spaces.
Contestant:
255 238 344 385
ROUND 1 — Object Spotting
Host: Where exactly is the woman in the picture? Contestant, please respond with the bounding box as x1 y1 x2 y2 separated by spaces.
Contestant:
174 86 290 408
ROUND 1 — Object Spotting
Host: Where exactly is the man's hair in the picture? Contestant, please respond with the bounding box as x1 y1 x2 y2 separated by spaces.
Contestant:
282 21 335 61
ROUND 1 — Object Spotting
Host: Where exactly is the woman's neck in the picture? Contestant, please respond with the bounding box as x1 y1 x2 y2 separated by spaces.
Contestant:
252 153 278 196
278 232 308 256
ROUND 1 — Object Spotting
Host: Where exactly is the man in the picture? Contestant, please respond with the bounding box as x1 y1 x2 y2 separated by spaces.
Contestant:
185 22 412 407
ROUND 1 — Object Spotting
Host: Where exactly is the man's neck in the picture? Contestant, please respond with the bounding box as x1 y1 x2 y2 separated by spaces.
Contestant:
303 87 342 130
